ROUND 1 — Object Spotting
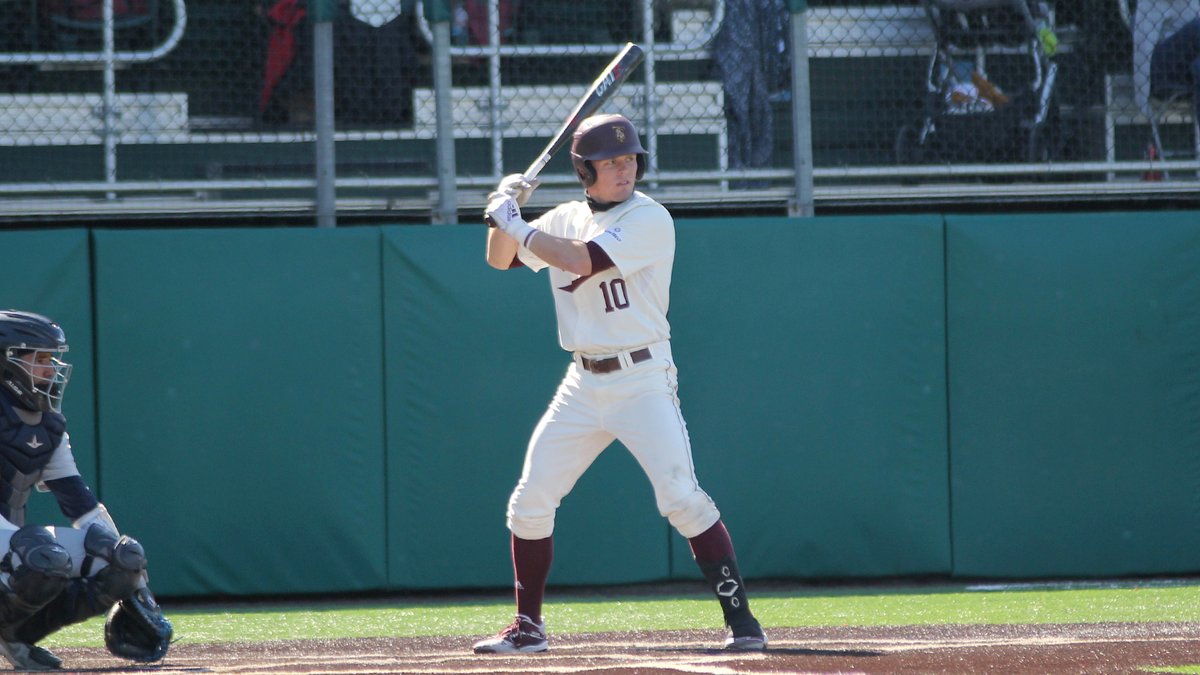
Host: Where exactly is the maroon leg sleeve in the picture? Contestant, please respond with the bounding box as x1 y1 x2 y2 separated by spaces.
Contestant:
512 534 553 622
688 520 735 562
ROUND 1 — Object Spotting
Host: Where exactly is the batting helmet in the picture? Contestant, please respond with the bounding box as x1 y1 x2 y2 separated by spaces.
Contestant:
570 114 647 187
0 310 72 413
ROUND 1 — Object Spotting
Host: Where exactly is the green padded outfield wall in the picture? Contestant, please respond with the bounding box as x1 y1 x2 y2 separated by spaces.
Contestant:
91 228 387 597
5 210 1199 598
0 229 96 528
667 216 951 580
947 211 1200 577
382 226 670 589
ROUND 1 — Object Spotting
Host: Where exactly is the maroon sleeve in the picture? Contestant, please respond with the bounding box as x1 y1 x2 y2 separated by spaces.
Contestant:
586 241 615 273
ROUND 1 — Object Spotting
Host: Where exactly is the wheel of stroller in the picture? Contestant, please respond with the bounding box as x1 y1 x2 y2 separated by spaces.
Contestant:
895 122 927 166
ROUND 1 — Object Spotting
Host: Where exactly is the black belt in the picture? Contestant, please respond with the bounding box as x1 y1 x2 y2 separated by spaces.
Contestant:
579 347 652 374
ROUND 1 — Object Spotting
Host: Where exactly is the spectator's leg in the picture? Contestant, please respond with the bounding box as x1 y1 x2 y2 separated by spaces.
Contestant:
748 63 773 170
718 58 753 170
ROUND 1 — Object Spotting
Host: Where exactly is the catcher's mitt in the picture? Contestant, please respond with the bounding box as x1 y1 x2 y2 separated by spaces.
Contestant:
104 587 173 662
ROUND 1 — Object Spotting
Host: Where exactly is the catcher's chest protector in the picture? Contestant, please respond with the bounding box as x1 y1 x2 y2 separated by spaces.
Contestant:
0 396 65 526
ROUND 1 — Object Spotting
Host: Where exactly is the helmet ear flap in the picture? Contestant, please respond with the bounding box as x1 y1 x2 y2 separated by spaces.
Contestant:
575 159 598 187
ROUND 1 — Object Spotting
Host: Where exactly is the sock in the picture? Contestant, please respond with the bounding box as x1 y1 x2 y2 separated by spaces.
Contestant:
511 534 552 624
688 520 735 561
690 521 759 636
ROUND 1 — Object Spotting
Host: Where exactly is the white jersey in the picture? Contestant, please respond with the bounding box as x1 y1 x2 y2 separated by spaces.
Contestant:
517 191 673 355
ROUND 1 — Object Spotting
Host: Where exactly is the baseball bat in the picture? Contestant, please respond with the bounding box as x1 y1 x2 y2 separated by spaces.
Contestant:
521 42 645 181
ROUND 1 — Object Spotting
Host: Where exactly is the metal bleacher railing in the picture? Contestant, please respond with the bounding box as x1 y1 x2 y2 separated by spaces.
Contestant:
0 0 1195 224
0 0 186 201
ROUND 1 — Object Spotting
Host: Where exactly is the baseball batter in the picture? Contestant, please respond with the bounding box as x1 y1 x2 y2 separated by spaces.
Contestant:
472 114 767 654
0 310 172 671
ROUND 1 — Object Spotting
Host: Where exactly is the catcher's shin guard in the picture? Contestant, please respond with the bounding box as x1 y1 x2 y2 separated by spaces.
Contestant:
82 523 147 576
9 562 144 645
9 526 147 645
0 526 71 631
696 555 761 636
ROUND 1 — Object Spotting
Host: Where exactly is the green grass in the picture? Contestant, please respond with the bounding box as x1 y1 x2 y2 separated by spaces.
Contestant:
42 578 1200 649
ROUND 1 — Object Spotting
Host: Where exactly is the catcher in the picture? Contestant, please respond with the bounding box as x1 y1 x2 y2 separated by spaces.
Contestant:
0 310 172 671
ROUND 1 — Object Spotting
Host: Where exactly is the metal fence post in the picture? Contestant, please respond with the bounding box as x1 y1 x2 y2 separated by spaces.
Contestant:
312 0 337 227
102 0 117 199
789 0 815 217
426 0 458 224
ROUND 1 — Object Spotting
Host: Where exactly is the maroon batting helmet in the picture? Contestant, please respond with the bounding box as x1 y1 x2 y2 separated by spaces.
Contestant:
570 114 647 187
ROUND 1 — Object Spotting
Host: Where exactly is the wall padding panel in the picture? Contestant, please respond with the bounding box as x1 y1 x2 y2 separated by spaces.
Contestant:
668 215 951 579
93 228 387 596
947 211 1200 577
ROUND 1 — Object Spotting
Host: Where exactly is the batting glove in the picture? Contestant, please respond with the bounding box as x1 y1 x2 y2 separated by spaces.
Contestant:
496 173 540 207
485 191 538 247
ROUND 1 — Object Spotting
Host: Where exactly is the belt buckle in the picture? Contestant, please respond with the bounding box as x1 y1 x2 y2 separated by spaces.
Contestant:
581 354 615 374
593 356 619 374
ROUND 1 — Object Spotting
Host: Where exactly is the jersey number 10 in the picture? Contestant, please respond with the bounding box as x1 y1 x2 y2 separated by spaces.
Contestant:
599 279 630 313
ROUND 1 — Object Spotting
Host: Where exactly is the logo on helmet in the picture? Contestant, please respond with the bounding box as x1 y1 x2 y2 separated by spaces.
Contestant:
613 126 626 143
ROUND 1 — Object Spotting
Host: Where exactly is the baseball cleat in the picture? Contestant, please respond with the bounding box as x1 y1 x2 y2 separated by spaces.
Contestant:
472 614 548 654
0 640 62 670
724 623 768 651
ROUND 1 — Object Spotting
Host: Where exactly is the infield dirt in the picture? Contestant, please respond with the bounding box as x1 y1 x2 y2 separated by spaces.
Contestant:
49 621 1200 673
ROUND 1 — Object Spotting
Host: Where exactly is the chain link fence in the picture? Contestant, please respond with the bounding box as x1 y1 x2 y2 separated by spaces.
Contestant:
0 0 1195 223
806 0 1198 204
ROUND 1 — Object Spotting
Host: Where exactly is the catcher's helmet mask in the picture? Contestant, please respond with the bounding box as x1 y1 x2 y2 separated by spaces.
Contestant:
570 114 647 188
0 310 72 413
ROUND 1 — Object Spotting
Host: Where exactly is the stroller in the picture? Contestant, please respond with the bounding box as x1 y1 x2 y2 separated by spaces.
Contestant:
896 0 1062 164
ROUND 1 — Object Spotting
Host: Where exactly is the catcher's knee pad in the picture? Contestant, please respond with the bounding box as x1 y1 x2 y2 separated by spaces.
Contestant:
7 527 72 579
81 525 146 604
84 524 147 573
1 527 71 617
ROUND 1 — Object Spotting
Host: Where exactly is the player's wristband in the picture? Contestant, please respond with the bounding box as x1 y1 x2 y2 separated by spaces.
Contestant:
507 219 537 248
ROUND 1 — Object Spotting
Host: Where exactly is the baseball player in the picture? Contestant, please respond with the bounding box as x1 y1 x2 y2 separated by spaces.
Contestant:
0 310 172 671
472 114 767 654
